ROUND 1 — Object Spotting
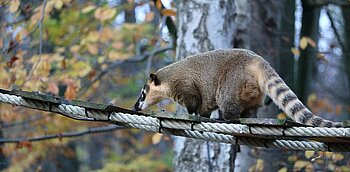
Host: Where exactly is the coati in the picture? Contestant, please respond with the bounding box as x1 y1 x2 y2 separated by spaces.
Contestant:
133 49 342 127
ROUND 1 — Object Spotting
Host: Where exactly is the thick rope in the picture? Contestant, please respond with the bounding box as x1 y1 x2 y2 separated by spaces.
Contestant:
0 92 349 152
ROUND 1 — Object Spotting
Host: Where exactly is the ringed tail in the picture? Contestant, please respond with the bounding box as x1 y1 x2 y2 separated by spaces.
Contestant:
259 62 342 127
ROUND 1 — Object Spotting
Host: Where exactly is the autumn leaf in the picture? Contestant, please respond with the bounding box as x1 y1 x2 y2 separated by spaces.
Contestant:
88 69 96 80
294 161 312 171
35 60 51 77
100 28 113 42
94 7 116 22
255 159 264 172
291 47 300 56
332 153 344 162
288 155 298 162
305 151 315 159
61 58 66 69
145 12 155 22
87 43 98 55
316 53 327 62
64 84 76 99
277 112 287 120
324 151 333 158
307 93 317 108
161 9 176 16
112 42 124 49
87 31 99 43
6 56 19 68
72 61 92 77
300 36 308 50
53 0 64 10
82 5 96 13
307 37 316 48
16 141 32 150
70 45 80 53
278 167 287 172
15 29 28 42
335 105 342 115
9 0 20 13
152 133 163 144
47 82 59 95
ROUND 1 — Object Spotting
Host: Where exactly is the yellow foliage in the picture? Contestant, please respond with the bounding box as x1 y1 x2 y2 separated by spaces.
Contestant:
278 167 287 172
249 159 264 172
70 45 80 53
87 43 98 55
9 0 20 13
332 153 344 162
100 28 113 42
151 133 163 144
112 41 124 49
294 160 313 171
94 7 117 22
305 151 315 159
277 112 287 120
82 5 96 13
161 9 176 16
291 47 300 56
87 31 100 43
288 155 298 162
300 36 308 50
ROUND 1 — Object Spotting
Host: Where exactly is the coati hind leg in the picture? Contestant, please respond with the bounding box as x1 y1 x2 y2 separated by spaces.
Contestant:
216 88 243 122
241 108 258 118
217 100 242 122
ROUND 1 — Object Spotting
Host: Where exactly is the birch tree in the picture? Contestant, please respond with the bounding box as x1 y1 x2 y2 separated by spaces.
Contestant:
173 1 236 171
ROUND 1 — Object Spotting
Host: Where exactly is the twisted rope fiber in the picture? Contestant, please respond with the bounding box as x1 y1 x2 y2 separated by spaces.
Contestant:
109 112 350 138
0 92 349 138
0 92 350 151
115 123 348 151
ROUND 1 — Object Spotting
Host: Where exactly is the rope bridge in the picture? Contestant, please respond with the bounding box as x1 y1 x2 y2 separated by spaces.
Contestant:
0 88 349 152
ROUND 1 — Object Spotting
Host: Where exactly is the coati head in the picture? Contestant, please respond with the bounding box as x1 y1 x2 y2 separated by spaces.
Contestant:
133 73 168 111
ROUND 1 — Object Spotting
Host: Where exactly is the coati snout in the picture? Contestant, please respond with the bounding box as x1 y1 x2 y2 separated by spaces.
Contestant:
134 73 164 111
132 49 342 127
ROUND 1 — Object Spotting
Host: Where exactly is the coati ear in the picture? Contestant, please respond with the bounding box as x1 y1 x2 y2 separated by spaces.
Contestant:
149 73 160 86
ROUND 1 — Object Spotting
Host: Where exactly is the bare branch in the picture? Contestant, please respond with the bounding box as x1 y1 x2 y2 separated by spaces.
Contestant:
307 0 350 7
0 125 124 143
325 7 346 53
0 114 43 129
78 46 173 96
22 0 47 86
145 16 167 76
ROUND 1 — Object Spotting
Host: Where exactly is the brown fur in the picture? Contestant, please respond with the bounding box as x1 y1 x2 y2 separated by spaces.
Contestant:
134 49 342 127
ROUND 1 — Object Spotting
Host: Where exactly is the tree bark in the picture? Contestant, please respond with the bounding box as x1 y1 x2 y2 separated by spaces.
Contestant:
295 0 321 103
122 0 136 23
173 1 236 171
234 1 292 171
341 6 350 94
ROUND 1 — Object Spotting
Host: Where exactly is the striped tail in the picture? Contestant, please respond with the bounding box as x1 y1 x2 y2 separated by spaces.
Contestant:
260 62 342 127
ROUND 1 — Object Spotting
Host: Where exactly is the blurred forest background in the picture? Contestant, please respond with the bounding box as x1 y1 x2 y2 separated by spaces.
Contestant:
0 0 349 171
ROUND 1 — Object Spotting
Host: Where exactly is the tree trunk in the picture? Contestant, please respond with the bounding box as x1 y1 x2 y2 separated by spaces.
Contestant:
122 0 136 23
280 0 296 88
341 6 350 95
234 0 291 171
295 0 321 103
173 1 236 171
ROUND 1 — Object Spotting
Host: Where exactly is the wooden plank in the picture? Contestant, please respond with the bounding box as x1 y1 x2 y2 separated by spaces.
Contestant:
10 89 62 104
151 111 202 122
